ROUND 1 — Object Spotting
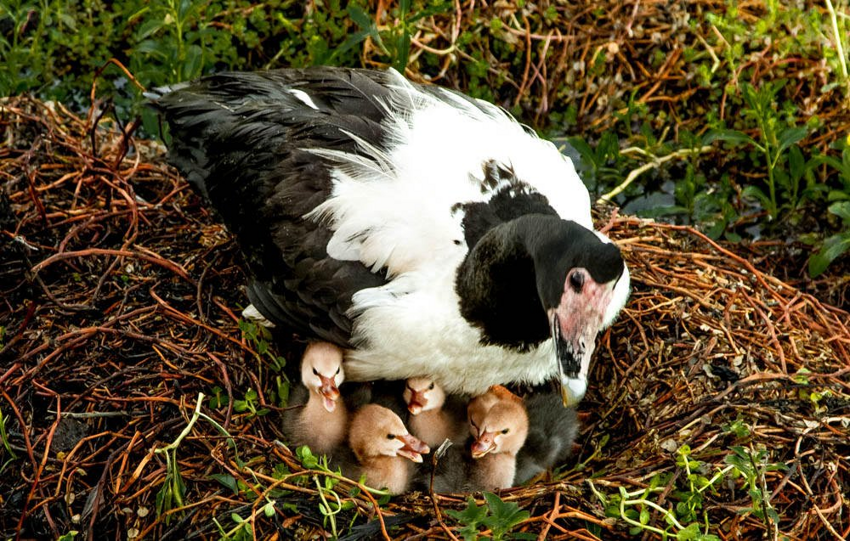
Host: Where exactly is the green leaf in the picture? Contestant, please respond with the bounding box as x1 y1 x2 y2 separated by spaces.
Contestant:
741 185 771 209
210 473 239 494
136 18 165 39
446 497 487 526
829 201 850 223
808 232 850 277
702 129 758 148
393 30 411 72
788 145 805 181
134 39 170 60
828 190 850 202
331 28 371 59
181 44 203 81
347 5 373 29
481 492 530 535
777 126 808 155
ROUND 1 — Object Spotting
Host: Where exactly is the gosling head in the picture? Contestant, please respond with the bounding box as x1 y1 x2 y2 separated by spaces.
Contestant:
300 342 344 412
403 377 446 416
350 404 431 463
468 386 529 459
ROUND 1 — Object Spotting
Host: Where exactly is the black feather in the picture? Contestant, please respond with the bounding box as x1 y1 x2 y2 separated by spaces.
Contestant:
151 68 397 346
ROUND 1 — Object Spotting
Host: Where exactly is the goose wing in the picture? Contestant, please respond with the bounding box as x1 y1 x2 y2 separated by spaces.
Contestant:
152 68 399 345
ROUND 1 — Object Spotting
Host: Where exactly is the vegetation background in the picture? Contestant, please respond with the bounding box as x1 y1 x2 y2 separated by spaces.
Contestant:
2 0 849 300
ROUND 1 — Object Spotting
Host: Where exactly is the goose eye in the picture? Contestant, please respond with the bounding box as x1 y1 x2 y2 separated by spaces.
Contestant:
335 367 340 375
501 428 509 434
428 382 435 390
312 368 318 376
387 434 395 440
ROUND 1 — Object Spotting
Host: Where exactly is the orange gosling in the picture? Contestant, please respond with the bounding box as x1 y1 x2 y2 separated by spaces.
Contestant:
403 377 466 448
467 386 529 491
348 404 430 494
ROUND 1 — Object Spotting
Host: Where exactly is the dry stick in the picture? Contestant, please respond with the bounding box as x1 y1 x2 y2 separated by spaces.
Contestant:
31 247 193 283
749 298 788 374
13 395 61 539
149 288 261 357
514 16 533 109
794 438 845 540
428 448 460 541
535 490 561 541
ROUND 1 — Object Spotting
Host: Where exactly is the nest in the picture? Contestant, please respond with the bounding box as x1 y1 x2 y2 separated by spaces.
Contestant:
1 97 848 541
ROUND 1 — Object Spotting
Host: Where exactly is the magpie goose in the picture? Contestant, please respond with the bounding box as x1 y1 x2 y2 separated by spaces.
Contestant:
151 67 630 405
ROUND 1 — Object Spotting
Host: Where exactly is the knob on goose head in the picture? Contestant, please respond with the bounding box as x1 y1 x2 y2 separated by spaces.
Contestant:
301 342 345 412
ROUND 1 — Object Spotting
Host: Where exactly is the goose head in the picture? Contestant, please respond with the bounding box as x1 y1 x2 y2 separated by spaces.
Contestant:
300 342 345 412
457 215 628 406
467 386 529 459
403 377 446 415
350 404 431 463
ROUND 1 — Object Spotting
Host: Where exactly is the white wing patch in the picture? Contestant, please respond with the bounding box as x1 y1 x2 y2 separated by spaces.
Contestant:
308 69 592 277
289 89 319 110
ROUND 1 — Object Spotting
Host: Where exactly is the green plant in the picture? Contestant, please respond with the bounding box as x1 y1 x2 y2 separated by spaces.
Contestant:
724 445 788 527
704 82 809 220
292 446 359 535
154 393 243 522
590 440 788 540
238 319 290 407
808 201 850 276
446 493 533 541
130 0 210 87
232 388 268 418
0 408 17 475
212 512 254 541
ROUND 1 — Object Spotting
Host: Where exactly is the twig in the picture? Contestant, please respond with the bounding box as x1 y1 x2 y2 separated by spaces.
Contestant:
597 146 712 203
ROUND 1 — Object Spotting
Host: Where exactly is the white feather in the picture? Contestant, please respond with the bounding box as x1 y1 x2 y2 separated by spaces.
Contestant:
289 89 319 110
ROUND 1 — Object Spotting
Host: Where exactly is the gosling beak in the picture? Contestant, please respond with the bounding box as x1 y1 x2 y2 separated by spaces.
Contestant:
407 390 428 415
471 431 497 459
319 375 340 412
396 434 430 463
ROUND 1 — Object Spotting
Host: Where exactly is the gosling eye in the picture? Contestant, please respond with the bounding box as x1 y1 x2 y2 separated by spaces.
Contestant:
387 434 396 440
312 368 318 376
501 428 509 434
428 382 435 390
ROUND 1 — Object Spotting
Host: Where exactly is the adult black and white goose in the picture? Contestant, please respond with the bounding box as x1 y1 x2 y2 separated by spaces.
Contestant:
152 67 630 405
